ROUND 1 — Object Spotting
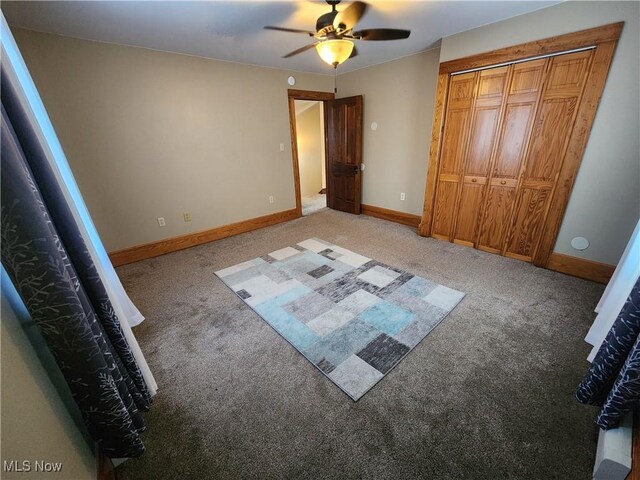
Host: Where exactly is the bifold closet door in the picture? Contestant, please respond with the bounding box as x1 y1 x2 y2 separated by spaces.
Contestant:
431 49 595 262
505 50 594 261
476 59 547 254
451 66 509 246
431 72 477 240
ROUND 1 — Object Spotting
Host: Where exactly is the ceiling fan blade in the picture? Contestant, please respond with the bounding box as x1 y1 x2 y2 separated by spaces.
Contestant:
350 46 359 59
283 42 318 58
264 26 315 36
333 1 368 33
353 28 411 41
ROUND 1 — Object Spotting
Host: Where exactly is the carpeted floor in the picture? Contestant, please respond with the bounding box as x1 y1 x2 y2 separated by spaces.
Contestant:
215 238 465 400
302 193 327 216
117 209 603 480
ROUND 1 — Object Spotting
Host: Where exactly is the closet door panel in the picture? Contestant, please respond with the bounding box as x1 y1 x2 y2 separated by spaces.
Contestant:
432 179 458 240
439 109 471 174
493 103 535 178
452 67 508 245
477 184 516 253
477 59 547 254
432 72 476 239
506 51 593 260
509 61 545 96
546 51 591 92
524 97 578 181
465 107 500 175
454 180 486 246
453 106 500 244
431 108 468 239
506 186 550 260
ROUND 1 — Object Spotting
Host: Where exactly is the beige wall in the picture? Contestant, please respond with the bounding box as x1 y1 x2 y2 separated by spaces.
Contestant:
1 285 95 480
13 1 639 265
440 1 640 265
337 49 440 216
13 28 333 252
295 102 324 198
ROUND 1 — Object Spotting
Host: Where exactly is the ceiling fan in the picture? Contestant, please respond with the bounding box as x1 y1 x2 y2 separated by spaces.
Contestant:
264 0 411 68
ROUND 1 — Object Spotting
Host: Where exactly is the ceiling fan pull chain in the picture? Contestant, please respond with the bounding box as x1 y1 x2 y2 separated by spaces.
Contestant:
334 66 337 94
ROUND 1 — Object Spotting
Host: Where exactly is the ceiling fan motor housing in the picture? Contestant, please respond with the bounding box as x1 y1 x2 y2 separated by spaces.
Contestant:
265 0 411 62
316 11 338 37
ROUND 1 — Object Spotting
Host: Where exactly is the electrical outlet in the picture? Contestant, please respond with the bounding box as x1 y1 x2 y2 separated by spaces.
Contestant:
183 212 192 222
269 195 274 204
400 192 406 201
279 143 285 152
157 217 166 227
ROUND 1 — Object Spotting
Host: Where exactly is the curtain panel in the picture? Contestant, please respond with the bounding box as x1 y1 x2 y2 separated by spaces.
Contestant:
586 220 640 362
1 69 151 457
0 14 157 396
576 278 640 429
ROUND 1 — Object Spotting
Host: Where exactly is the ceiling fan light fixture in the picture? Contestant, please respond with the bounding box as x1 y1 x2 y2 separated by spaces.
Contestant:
316 39 354 67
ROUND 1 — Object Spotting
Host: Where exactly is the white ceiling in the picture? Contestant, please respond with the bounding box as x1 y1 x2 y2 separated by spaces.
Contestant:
2 1 561 75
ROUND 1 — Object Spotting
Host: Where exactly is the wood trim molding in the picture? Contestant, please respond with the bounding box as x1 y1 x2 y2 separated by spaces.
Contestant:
287 94 303 217
109 209 298 267
361 204 421 227
546 252 615 284
287 89 335 218
96 445 118 480
418 71 449 237
439 22 623 74
287 89 335 101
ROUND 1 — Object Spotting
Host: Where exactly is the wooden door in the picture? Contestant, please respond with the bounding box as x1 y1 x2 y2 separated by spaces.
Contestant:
428 49 595 262
476 59 547 254
420 23 622 268
431 72 477 240
452 66 509 246
325 96 363 214
505 50 593 261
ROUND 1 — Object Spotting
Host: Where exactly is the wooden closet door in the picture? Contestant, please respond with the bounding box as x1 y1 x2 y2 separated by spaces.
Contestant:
431 72 477 240
506 50 594 261
452 66 509 246
476 59 547 254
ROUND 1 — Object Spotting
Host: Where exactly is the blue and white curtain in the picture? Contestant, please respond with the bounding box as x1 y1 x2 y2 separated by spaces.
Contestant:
577 278 640 429
1 20 152 457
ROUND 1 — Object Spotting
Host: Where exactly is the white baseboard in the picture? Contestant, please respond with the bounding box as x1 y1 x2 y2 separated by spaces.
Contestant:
593 412 632 479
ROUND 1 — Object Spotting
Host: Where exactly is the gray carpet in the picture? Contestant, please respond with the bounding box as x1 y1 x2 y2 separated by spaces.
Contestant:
117 209 603 480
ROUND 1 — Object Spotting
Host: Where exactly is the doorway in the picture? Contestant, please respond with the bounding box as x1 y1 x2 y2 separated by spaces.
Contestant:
288 88 364 217
294 99 327 216
287 89 334 217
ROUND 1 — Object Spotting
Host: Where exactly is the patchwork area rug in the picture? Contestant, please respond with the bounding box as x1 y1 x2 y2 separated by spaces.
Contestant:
215 238 465 400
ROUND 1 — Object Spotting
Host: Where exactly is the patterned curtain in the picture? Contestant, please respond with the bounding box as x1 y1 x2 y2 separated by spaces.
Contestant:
576 278 640 429
1 67 151 457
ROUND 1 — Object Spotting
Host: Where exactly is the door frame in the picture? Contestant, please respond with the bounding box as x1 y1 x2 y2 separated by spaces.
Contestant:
287 89 335 217
418 22 623 267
